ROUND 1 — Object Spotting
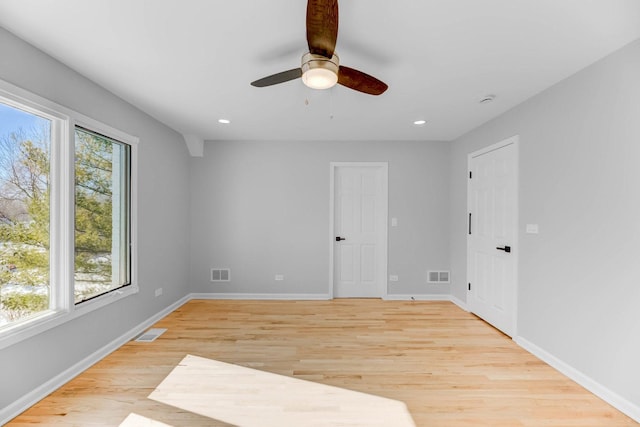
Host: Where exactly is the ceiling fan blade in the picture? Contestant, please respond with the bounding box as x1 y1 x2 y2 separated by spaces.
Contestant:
338 66 388 95
306 0 339 58
250 68 303 87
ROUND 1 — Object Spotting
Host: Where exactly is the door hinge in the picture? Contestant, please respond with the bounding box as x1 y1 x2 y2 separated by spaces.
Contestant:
468 283 471 291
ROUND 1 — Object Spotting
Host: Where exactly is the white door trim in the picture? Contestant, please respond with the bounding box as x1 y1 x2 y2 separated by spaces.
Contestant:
329 162 389 299
467 135 519 336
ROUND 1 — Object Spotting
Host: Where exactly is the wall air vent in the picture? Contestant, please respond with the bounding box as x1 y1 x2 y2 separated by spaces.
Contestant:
211 268 231 282
427 271 450 284
134 328 167 342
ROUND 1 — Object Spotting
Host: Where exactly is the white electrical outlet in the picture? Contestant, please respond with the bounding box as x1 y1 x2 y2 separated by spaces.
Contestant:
155 288 163 297
275 274 284 281
389 275 399 282
526 224 539 234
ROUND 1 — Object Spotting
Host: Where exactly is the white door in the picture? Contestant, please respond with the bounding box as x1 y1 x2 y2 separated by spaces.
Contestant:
467 137 518 336
331 163 388 298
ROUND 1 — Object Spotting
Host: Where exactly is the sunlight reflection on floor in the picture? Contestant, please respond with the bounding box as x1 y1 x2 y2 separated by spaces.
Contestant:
120 413 173 427
132 354 415 427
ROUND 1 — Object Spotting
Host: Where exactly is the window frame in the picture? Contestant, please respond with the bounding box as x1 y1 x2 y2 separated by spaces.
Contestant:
0 78 138 350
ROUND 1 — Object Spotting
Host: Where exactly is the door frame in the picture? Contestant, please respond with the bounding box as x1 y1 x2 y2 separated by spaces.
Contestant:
329 162 389 299
466 136 519 336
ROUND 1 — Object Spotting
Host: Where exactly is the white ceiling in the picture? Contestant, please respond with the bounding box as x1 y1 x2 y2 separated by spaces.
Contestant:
0 0 639 142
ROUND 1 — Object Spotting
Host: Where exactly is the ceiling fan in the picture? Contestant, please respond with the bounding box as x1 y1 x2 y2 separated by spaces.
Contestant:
250 0 388 96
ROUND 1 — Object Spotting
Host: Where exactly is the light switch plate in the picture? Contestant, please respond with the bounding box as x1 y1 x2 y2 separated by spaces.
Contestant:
391 217 398 227
526 224 539 234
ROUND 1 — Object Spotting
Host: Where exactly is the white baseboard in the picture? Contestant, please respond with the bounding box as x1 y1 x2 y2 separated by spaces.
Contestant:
0 295 191 425
449 295 469 311
190 292 331 300
514 336 640 423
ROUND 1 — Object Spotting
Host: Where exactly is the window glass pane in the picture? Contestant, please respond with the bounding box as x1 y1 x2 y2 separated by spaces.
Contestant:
74 127 130 304
0 102 51 327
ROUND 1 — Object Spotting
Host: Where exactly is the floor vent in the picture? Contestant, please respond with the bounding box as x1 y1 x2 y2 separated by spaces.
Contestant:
134 328 167 342
427 271 450 283
211 268 231 282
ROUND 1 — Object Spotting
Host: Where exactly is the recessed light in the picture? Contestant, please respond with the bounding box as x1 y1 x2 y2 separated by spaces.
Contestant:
218 119 231 124
413 120 427 126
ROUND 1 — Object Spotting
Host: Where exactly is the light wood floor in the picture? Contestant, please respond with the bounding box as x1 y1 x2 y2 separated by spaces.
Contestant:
8 299 638 426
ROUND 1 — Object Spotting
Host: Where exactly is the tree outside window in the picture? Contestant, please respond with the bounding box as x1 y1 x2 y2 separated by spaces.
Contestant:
0 104 51 325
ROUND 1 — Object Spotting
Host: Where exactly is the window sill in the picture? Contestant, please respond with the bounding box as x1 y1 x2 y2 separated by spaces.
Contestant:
0 284 139 350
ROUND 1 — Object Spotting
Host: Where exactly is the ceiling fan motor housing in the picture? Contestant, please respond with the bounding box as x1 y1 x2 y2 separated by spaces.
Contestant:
301 52 340 89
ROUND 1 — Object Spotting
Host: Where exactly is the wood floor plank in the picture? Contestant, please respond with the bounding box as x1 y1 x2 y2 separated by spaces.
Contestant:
7 299 638 426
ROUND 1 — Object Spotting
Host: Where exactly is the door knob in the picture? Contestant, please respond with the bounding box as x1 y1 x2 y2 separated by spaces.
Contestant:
336 236 346 241
496 246 511 253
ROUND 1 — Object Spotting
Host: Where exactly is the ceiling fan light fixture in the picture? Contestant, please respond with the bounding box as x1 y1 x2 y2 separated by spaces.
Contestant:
301 52 339 90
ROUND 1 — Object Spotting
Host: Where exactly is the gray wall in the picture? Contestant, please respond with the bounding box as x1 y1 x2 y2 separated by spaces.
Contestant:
450 39 640 407
0 28 191 409
189 140 451 297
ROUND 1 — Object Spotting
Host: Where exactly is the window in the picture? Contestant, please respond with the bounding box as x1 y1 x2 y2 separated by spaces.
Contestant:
0 79 137 348
74 127 131 304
